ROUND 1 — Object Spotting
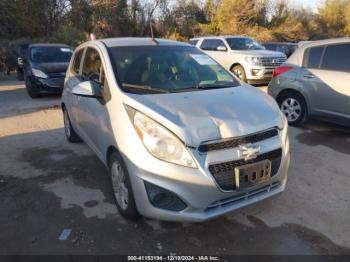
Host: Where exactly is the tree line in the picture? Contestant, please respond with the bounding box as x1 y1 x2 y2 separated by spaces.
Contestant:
0 0 350 46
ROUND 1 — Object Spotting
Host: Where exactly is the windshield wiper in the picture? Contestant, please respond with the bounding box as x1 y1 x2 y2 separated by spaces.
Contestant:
170 83 234 93
122 83 169 94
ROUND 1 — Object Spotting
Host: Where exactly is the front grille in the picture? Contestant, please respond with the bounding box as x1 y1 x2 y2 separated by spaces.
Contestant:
198 129 278 153
261 57 286 67
206 181 281 211
208 148 282 191
47 78 64 88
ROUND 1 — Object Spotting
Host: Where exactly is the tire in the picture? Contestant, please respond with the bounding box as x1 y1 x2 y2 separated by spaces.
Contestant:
278 91 307 126
25 78 39 98
231 65 247 83
17 71 24 80
63 108 82 142
109 151 139 220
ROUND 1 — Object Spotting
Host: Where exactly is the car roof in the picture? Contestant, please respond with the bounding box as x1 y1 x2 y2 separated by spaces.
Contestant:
190 36 253 40
28 43 71 48
299 37 350 49
263 42 297 45
99 37 190 47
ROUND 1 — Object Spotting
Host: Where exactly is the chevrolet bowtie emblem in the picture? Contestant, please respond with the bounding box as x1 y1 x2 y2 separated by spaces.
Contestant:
238 145 261 161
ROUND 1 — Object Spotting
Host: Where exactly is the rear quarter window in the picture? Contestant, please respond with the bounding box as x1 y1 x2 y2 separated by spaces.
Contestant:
303 46 324 69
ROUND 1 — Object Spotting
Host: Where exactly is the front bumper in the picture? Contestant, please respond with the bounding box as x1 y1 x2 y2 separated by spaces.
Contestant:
246 66 278 84
124 135 290 222
29 75 65 94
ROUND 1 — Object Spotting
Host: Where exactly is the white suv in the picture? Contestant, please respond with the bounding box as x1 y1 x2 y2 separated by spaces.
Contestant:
190 36 287 84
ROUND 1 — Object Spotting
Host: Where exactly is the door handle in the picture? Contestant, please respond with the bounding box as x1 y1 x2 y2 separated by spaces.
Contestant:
303 74 315 79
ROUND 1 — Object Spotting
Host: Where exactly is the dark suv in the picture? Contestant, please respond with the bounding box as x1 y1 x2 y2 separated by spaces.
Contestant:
24 44 73 98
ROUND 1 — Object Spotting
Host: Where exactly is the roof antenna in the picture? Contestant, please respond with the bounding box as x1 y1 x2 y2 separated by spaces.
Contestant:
149 20 158 45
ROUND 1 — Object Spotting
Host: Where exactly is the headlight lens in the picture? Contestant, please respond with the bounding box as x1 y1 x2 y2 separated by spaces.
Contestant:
32 68 48 79
245 56 262 66
131 110 197 168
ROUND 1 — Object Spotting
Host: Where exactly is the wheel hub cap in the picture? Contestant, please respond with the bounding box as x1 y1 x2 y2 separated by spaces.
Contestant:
233 69 243 80
111 162 129 210
281 98 301 122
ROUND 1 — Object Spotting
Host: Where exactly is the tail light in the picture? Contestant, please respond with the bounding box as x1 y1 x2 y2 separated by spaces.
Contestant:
272 66 293 78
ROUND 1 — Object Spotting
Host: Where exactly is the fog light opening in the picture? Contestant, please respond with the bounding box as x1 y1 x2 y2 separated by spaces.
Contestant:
144 182 187 212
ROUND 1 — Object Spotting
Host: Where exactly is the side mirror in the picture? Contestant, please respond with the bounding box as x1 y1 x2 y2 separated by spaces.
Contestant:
72 81 102 98
217 46 227 52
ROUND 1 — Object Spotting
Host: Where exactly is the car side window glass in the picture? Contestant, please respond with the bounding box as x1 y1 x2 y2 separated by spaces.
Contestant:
72 49 84 75
189 40 198 46
82 48 105 88
200 39 225 51
321 43 350 72
304 46 324 69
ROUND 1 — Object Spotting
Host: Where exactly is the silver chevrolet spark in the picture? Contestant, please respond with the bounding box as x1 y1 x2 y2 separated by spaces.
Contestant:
61 38 290 222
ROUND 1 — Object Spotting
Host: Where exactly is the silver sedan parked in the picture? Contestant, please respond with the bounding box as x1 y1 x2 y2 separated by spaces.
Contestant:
268 38 350 126
61 38 290 222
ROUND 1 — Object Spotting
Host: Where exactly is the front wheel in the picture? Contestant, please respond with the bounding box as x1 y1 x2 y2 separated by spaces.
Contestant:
25 78 39 98
278 92 307 126
109 151 139 220
231 65 247 83
63 108 82 142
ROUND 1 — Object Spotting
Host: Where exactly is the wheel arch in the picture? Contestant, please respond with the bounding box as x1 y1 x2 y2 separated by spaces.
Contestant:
106 145 119 167
229 63 243 72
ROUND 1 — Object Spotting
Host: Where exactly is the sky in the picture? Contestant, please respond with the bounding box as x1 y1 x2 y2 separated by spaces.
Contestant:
290 0 325 12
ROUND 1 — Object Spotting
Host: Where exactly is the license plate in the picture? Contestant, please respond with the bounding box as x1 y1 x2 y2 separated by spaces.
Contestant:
234 160 271 190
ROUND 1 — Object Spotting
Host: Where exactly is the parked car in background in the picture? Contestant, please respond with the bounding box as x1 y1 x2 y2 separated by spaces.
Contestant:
190 36 286 84
262 42 298 58
268 38 350 127
16 43 29 80
62 37 290 222
24 44 73 98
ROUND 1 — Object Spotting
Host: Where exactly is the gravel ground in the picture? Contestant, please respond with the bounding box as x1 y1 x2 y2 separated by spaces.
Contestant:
0 76 349 255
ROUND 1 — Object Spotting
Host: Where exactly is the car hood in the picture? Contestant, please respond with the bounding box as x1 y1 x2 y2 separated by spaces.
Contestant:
34 62 69 74
124 85 283 147
231 49 285 57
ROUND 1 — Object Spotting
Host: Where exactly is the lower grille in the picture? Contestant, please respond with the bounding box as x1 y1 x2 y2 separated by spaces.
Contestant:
208 148 282 191
206 181 281 211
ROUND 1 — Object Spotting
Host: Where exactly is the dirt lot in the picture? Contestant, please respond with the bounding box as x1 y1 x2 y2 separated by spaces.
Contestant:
0 76 349 255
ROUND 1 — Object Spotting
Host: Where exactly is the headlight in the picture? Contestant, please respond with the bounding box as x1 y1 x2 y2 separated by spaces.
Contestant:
129 108 197 168
244 56 262 66
32 68 48 79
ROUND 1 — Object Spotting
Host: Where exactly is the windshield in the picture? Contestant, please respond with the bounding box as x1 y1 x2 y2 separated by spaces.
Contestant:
226 38 264 50
30 46 73 63
109 46 239 94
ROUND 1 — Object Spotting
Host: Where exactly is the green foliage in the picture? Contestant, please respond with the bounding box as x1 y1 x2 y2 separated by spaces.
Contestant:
50 25 87 47
0 0 349 45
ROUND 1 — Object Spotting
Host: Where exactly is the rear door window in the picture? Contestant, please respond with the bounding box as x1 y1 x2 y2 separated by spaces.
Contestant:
304 46 324 69
321 43 350 72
